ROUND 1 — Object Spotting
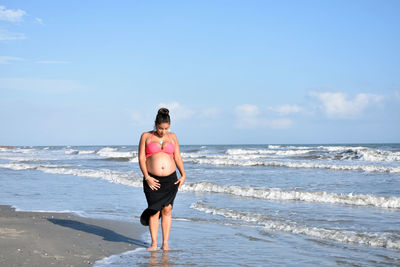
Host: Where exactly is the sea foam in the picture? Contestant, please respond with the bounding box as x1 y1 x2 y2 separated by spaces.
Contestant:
182 182 400 209
186 158 400 173
1 163 399 209
191 202 400 250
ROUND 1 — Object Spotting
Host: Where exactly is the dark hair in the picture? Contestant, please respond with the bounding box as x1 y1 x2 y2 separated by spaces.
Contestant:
155 108 170 126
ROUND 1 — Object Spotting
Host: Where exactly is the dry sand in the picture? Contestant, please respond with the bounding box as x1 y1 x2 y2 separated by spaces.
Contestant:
0 205 147 266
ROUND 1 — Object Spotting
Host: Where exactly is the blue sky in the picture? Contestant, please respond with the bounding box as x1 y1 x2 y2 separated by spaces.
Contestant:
1 0 399 145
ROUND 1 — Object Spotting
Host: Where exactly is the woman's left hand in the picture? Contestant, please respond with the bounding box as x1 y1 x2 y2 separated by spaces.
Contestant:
174 175 186 188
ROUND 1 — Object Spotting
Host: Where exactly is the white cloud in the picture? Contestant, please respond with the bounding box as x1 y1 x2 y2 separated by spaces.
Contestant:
0 6 26 22
35 17 44 25
129 103 220 126
129 110 152 126
394 91 400 101
158 102 195 121
200 107 220 119
0 28 26 40
235 104 293 129
268 104 302 115
235 104 260 128
0 77 85 94
36 60 69 64
0 56 24 64
267 118 293 128
310 91 384 119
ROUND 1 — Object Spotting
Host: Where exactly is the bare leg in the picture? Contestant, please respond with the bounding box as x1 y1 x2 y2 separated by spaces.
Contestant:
161 205 172 250
148 211 160 250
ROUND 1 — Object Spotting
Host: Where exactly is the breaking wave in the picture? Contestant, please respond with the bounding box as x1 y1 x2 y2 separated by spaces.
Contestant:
185 158 400 173
0 162 142 187
223 145 400 162
191 202 400 250
182 182 400 209
1 162 399 209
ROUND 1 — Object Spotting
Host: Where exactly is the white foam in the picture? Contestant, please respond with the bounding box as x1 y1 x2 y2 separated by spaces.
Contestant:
97 150 135 158
226 148 312 156
0 156 56 162
95 147 136 159
94 247 146 266
226 149 273 155
182 182 400 209
182 152 269 161
186 158 400 173
359 149 400 162
97 147 118 153
129 157 139 163
78 150 97 155
320 146 400 162
16 148 37 154
1 162 399 209
0 162 143 187
65 149 79 155
222 146 400 162
14 208 86 217
191 202 400 250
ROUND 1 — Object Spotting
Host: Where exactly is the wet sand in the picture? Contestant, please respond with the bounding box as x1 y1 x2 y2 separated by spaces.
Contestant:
0 205 146 266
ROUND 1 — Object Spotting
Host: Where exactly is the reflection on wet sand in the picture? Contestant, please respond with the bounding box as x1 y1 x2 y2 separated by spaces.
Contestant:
149 250 172 267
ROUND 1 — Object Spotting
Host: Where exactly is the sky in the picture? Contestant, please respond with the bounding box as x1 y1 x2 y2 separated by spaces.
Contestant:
1 0 399 145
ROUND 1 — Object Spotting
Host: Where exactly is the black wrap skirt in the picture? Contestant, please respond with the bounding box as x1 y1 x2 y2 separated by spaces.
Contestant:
140 171 179 226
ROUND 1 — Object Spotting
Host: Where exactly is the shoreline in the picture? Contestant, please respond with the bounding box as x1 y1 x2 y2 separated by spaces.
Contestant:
0 205 147 266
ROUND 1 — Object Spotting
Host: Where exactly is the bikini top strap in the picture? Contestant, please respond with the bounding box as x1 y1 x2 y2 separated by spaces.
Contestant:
167 132 173 143
151 131 154 142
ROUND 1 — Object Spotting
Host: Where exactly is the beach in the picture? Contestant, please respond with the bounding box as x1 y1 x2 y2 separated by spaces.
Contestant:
0 205 146 267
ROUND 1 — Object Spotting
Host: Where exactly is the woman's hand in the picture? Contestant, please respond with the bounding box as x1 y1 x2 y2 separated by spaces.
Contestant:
174 175 186 188
146 176 160 191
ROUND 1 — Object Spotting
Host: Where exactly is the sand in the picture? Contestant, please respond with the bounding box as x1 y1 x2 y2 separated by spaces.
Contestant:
0 205 147 267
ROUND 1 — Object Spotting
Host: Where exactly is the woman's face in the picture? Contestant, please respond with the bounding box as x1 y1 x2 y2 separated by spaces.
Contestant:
155 123 170 137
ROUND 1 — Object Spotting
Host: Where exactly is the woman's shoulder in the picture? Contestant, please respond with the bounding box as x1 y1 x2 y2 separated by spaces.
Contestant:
168 132 178 140
141 131 153 138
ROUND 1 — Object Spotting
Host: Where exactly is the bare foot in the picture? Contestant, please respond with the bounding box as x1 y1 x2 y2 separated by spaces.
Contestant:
147 244 158 251
161 244 170 251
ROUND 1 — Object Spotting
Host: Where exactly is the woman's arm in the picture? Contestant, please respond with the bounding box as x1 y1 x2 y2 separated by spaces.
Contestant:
171 133 186 188
138 132 160 190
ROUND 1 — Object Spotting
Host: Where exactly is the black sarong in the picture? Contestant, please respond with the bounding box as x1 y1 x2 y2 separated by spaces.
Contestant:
140 171 179 226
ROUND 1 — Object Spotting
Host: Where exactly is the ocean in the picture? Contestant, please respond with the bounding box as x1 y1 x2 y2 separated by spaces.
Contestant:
0 144 399 266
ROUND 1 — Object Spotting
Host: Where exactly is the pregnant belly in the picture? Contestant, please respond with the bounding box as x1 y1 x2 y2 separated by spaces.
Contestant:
146 153 176 176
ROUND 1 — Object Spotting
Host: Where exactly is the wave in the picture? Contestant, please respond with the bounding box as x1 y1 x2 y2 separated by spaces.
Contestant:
97 149 136 159
65 149 79 155
225 146 400 162
1 162 399 209
94 248 148 267
0 162 143 187
181 152 269 160
186 158 400 173
102 157 133 162
182 182 400 209
97 147 118 153
191 202 400 250
226 148 313 156
78 150 97 155
0 156 57 162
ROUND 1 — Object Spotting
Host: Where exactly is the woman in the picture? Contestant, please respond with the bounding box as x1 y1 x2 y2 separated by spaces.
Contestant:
138 107 186 251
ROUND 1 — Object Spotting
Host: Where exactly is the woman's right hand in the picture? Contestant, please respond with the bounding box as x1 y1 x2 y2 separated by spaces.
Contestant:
146 176 160 191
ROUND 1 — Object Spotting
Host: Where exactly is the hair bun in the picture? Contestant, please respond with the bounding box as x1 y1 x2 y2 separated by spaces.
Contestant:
158 108 169 116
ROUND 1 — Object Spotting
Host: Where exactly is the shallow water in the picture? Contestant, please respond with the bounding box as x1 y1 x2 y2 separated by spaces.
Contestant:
0 144 399 266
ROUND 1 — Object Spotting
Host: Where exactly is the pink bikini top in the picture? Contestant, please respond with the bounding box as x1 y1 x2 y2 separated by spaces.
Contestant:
145 131 175 158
